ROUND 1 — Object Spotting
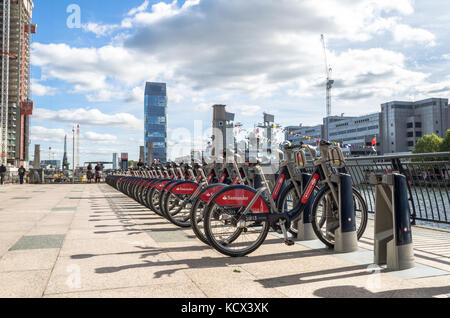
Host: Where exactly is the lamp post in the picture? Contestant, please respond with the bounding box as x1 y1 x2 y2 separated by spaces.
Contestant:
72 126 75 184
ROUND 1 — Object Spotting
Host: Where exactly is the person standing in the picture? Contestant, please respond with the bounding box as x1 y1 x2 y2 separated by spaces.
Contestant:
87 163 93 183
95 163 103 183
18 165 26 185
0 164 6 185
137 159 145 169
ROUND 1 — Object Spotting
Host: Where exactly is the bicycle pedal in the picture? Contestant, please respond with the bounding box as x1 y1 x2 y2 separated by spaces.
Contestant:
284 240 295 246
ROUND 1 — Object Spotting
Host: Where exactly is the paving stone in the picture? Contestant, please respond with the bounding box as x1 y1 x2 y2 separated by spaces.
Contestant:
0 270 51 298
0 249 60 272
44 282 206 298
52 207 77 212
9 235 65 251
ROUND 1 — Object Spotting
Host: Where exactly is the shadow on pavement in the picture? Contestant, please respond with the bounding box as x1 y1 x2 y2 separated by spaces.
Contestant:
313 285 450 298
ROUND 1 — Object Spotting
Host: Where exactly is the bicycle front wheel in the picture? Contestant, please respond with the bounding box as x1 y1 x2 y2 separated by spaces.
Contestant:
311 186 368 249
203 187 270 257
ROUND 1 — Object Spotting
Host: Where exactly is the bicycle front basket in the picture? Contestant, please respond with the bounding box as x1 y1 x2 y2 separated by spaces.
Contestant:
328 146 346 169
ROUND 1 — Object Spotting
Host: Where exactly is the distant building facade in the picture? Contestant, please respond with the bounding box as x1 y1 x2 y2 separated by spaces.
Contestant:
327 113 381 155
380 98 449 154
40 160 61 169
286 98 449 155
144 82 167 162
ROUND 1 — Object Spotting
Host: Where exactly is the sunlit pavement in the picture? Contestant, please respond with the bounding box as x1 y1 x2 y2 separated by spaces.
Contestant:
0 183 449 298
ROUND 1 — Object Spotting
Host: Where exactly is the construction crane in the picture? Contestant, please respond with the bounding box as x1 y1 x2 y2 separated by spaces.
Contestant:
321 34 335 141
321 34 334 118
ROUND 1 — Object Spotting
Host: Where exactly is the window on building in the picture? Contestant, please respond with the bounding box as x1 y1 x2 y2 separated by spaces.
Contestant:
415 122 422 128
416 131 422 138
408 141 414 147
407 123 413 129
407 132 414 138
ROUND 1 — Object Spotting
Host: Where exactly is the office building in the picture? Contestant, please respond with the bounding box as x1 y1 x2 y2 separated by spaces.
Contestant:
1 0 36 167
144 82 167 162
380 98 449 154
327 113 381 155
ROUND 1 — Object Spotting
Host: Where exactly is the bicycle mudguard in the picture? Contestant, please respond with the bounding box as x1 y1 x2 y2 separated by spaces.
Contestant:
168 181 201 195
153 179 172 191
199 184 228 202
211 185 270 214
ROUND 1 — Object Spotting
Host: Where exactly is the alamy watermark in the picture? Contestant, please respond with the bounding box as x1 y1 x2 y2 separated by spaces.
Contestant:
67 4 81 29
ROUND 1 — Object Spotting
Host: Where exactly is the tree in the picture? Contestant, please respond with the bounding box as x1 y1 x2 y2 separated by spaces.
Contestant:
128 160 138 168
413 134 443 154
439 130 450 152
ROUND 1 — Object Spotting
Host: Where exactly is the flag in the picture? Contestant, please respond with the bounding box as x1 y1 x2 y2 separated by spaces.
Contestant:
372 137 377 146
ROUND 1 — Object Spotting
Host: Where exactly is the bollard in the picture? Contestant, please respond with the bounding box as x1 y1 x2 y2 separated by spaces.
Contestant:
297 173 316 241
333 173 359 253
371 173 415 271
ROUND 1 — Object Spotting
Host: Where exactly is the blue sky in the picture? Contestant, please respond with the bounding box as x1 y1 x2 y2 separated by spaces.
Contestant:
30 0 450 165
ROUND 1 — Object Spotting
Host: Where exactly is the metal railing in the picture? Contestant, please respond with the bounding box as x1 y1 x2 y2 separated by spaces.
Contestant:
295 152 450 228
345 152 450 227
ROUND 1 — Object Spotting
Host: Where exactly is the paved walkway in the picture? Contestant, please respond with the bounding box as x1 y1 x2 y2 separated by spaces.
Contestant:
0 183 449 298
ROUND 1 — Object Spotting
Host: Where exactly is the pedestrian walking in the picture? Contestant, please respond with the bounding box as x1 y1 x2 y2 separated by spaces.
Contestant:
0 164 6 185
18 165 26 185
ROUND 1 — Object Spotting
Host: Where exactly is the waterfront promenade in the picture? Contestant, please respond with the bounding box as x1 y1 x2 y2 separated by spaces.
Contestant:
0 183 449 298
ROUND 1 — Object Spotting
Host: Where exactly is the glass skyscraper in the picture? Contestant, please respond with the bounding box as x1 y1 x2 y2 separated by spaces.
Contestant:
145 82 168 162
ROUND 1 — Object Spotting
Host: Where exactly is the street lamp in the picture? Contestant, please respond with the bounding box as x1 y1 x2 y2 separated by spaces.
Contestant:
72 126 75 184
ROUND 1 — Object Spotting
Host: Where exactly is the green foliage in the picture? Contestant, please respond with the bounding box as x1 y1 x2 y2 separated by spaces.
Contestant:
413 134 443 154
128 160 138 168
439 130 450 152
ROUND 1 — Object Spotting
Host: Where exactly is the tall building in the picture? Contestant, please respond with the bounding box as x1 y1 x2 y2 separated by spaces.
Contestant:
112 153 119 170
1 0 35 167
144 82 167 162
62 135 68 170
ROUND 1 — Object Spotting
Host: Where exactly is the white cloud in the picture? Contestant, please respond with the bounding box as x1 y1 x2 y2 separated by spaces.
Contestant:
32 0 444 116
195 103 212 112
392 24 436 46
30 126 66 143
33 108 144 131
32 79 57 96
84 131 118 144
228 105 262 117
81 23 120 37
127 0 150 16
